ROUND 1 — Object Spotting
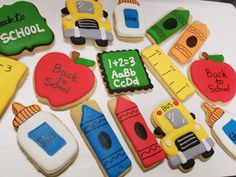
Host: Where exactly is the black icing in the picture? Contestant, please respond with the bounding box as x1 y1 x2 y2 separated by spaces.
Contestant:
186 35 198 48
95 39 108 47
163 18 178 30
181 159 195 170
71 36 86 45
98 131 112 149
134 122 147 140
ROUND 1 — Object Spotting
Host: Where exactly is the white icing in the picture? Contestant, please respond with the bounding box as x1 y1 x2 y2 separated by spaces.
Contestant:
100 27 106 40
177 151 187 163
213 112 236 157
74 26 80 37
66 15 72 20
17 111 78 174
114 3 145 38
202 138 211 151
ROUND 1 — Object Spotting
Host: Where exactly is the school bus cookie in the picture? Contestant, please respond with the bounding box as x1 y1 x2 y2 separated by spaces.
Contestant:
0 57 27 118
70 100 132 177
141 44 195 101
152 100 214 171
146 8 190 44
203 103 236 159
170 22 209 64
108 96 165 171
62 0 114 47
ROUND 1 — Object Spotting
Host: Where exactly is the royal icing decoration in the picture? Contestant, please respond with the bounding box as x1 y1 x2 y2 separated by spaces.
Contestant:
114 0 145 38
141 44 195 101
34 52 96 109
0 57 27 117
0 1 54 56
62 0 114 47
98 49 153 94
70 100 131 177
152 100 214 170
146 9 190 44
12 102 78 175
170 22 209 64
203 103 236 159
108 96 165 170
190 53 236 103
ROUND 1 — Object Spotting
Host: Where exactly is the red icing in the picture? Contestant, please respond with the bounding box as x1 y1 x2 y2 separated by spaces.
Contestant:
34 52 95 107
190 59 236 102
115 96 165 168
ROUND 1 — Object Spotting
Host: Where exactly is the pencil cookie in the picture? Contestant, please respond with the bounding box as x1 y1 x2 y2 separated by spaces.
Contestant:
70 100 131 177
108 96 165 171
141 44 195 101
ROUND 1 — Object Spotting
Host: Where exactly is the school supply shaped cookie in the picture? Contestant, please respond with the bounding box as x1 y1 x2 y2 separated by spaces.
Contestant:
146 8 190 44
62 0 113 47
97 49 153 95
190 52 236 103
152 100 214 171
12 102 78 176
114 0 145 40
0 1 54 56
203 103 236 159
70 100 132 177
108 96 165 171
34 52 96 110
141 44 195 101
170 22 209 64
0 57 27 118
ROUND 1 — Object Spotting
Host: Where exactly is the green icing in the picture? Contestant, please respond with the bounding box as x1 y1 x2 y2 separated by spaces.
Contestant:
207 54 224 62
74 57 96 67
147 9 190 44
99 50 152 93
0 1 54 56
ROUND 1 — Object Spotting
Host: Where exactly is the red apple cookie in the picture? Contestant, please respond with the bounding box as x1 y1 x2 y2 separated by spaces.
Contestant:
34 52 96 110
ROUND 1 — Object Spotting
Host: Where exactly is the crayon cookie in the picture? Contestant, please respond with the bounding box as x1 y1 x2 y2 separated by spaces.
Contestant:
190 52 236 103
146 8 190 44
108 96 165 171
0 57 27 118
203 103 236 159
34 52 96 110
114 0 145 40
141 44 195 101
152 100 214 171
12 102 78 176
62 0 114 47
70 100 131 177
0 1 54 57
97 49 153 95
170 22 209 64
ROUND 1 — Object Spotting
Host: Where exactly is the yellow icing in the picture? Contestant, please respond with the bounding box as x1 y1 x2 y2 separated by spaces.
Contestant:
141 44 195 101
62 0 112 32
0 57 27 117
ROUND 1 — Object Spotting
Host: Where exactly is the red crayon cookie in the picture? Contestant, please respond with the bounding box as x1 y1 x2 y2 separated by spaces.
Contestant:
34 52 96 110
108 96 165 171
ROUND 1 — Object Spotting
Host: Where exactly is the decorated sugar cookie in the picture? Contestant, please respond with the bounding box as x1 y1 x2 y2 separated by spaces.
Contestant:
190 52 236 103
108 96 165 171
152 100 214 171
97 49 153 95
70 100 131 177
0 1 54 56
62 0 114 47
146 8 190 44
34 52 96 110
141 44 195 101
12 102 79 176
170 22 209 64
114 0 145 40
0 57 27 118
203 103 236 159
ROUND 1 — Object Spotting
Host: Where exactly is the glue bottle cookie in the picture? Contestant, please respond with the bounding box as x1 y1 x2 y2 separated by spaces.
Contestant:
12 102 78 176
203 103 236 159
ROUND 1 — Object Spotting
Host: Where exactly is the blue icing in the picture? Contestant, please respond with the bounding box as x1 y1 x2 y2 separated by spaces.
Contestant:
124 8 139 28
28 122 66 156
223 119 236 145
81 105 131 177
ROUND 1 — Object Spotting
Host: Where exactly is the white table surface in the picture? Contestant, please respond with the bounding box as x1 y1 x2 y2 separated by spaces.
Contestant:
0 0 235 177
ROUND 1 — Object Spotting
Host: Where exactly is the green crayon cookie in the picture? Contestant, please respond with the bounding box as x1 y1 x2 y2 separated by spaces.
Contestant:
0 1 54 56
146 9 190 44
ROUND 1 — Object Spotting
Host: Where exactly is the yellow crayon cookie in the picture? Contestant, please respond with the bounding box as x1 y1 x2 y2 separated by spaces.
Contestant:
170 22 209 64
0 57 27 117
141 44 195 101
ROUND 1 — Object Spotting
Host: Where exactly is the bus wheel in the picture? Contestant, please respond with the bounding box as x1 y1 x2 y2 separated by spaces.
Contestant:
95 39 108 47
181 159 195 170
71 36 86 45
201 148 214 159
